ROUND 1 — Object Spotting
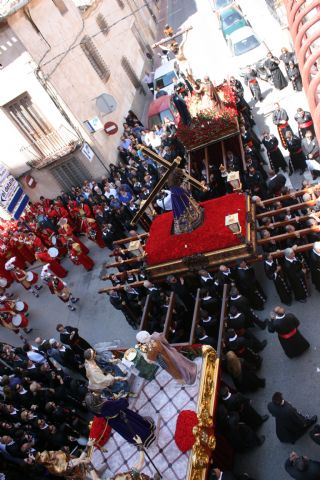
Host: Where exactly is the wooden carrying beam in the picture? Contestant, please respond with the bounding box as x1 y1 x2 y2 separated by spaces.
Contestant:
112 233 149 246
262 185 320 206
256 211 320 231
163 292 176 339
257 225 320 245
104 256 144 269
98 280 144 294
217 284 229 358
171 288 201 347
256 199 317 219
139 295 152 331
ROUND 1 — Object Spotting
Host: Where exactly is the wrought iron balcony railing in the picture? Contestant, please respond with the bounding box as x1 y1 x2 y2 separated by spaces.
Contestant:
20 125 82 169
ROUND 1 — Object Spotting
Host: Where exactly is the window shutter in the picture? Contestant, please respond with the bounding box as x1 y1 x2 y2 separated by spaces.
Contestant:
80 35 110 82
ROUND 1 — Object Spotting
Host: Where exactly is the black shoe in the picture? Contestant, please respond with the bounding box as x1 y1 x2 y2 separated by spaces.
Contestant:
260 320 268 330
24 328 33 334
298 299 307 303
258 435 265 446
71 297 79 303
306 416 318 427
261 415 269 423
259 340 267 350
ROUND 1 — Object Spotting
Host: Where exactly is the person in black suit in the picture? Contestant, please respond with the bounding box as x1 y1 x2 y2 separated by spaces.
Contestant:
268 306 309 358
56 324 92 357
285 452 320 479
266 169 286 196
268 392 317 443
220 385 268 430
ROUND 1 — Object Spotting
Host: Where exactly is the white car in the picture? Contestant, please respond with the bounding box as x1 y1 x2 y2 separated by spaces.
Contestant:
153 59 180 98
226 26 269 73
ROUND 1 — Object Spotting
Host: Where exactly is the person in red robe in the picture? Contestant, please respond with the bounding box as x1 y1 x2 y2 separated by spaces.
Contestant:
5 259 42 297
47 276 79 311
86 219 105 249
58 222 89 254
35 249 68 278
68 241 94 271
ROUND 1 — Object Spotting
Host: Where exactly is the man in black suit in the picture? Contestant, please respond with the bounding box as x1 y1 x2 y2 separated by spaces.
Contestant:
56 324 92 357
220 385 268 430
266 169 286 195
285 452 320 479
268 392 316 443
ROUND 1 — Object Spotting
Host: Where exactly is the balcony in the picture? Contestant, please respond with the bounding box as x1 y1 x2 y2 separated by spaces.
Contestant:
20 125 82 169
0 1 32 21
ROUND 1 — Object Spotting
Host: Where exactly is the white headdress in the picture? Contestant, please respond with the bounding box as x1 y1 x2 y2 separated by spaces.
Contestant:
136 330 151 344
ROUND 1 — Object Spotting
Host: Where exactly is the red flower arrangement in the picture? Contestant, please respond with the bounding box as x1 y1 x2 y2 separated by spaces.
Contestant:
145 194 247 266
89 416 112 448
176 85 239 151
174 410 198 452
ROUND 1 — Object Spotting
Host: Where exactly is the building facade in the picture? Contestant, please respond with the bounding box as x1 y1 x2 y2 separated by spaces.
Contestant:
0 0 159 199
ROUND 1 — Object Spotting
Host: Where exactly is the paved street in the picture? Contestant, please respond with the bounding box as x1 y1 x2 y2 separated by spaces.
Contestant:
1 1 320 479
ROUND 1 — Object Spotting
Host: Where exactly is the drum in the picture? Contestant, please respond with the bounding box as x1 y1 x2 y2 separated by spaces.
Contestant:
26 271 34 282
12 314 28 328
12 314 22 327
0 278 8 288
15 301 25 312
37 214 45 223
48 247 59 258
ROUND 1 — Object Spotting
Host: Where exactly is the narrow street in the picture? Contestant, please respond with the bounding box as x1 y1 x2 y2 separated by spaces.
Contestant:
1 2 320 479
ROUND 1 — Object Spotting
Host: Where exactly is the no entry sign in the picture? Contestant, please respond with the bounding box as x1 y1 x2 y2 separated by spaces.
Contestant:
104 121 118 135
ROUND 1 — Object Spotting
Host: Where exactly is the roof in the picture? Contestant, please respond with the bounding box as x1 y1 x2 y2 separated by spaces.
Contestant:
220 6 241 17
147 95 171 117
154 59 177 79
227 25 256 41
0 0 31 21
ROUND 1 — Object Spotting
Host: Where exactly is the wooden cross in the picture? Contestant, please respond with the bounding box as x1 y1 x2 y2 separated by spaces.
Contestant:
130 144 207 226
152 26 193 49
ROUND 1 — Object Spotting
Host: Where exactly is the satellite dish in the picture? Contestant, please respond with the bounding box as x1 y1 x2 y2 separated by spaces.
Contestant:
95 93 117 115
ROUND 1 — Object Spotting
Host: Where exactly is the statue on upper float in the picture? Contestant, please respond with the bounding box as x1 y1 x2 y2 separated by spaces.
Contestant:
168 168 204 235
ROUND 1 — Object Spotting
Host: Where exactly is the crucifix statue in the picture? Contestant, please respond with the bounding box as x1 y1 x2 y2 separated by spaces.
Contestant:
131 145 207 235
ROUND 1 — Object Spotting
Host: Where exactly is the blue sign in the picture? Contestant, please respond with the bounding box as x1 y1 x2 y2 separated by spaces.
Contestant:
13 194 29 220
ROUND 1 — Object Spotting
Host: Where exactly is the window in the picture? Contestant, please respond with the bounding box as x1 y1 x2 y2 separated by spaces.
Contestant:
80 35 110 82
50 157 92 191
96 13 110 35
52 0 68 14
145 3 156 22
115 0 124 9
4 93 52 145
121 56 145 95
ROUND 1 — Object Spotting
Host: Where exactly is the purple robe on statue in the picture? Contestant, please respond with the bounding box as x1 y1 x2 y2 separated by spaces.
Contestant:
98 397 155 447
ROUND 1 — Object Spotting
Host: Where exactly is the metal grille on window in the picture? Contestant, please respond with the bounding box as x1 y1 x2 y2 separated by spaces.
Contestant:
145 3 156 22
5 93 51 143
50 157 92 191
115 0 124 9
121 56 146 95
96 13 110 36
132 22 147 55
80 35 110 82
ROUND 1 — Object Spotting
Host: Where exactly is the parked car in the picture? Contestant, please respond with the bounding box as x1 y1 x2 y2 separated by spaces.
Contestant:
219 7 249 39
147 95 180 130
212 0 238 13
226 26 269 74
153 59 180 98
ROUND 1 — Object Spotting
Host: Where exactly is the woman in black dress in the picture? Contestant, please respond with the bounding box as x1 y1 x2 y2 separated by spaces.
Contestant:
287 60 303 91
264 52 288 90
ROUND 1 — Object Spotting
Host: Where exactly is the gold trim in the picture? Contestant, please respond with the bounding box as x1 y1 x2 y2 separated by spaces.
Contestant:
187 345 218 480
